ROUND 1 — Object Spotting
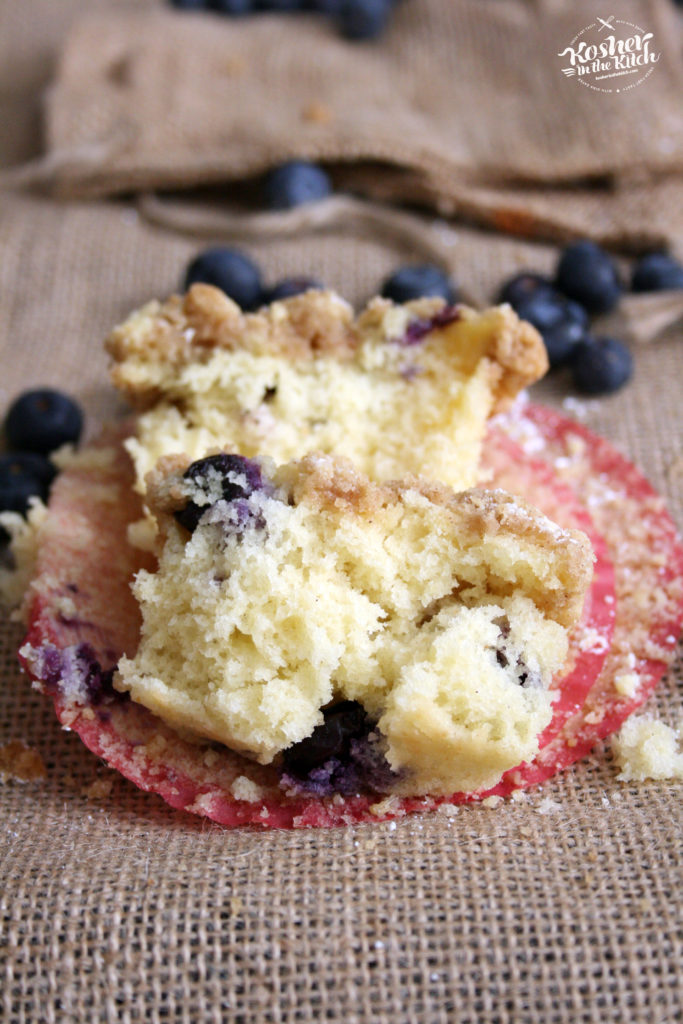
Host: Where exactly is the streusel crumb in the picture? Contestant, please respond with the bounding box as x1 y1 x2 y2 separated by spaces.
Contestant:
106 288 547 502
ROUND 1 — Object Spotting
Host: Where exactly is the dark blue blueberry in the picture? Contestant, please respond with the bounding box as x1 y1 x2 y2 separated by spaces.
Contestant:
541 303 589 367
4 389 83 455
175 453 265 533
209 0 254 12
631 251 683 293
556 240 622 314
497 271 555 309
183 248 264 310
256 0 305 9
381 264 458 305
516 290 589 367
308 0 343 11
263 161 332 210
1 451 56 489
337 0 392 39
280 701 400 795
169 0 208 9
572 336 633 395
0 453 53 523
266 277 323 301
281 700 369 776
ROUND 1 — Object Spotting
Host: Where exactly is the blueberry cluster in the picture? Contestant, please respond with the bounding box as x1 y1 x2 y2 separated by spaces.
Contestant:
184 242 457 313
1 390 83 530
184 161 331 308
184 157 459 309
498 243 683 396
169 0 401 41
185 247 323 310
182 151 683 398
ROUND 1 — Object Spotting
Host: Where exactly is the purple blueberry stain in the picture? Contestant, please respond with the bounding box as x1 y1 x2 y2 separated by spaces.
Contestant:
399 363 423 382
348 731 400 792
27 641 124 707
175 453 271 535
396 305 462 347
202 496 267 538
37 644 65 692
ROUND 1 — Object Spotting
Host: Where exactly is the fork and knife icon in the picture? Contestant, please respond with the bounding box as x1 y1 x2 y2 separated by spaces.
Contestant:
596 16 616 32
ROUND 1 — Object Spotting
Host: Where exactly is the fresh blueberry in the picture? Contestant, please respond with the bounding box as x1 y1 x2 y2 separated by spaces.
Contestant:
263 161 332 210
308 0 343 11
631 251 683 293
281 700 369 776
514 290 566 333
169 0 208 9
183 248 264 310
497 271 555 309
4 451 56 488
381 264 458 305
256 0 305 9
175 453 265 533
266 277 323 301
516 290 589 367
542 300 590 367
4 389 83 455
572 336 633 395
208 0 254 12
0 452 53 518
556 240 622 314
337 0 392 39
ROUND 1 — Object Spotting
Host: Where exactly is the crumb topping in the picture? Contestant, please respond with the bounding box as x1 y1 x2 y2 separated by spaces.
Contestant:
106 288 547 502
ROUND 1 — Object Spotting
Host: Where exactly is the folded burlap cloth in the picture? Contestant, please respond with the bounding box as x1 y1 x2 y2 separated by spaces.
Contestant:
19 0 681 258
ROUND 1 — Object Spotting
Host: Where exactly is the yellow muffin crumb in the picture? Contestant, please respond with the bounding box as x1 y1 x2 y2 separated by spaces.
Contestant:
0 500 49 619
106 287 547 501
611 716 683 782
116 453 592 796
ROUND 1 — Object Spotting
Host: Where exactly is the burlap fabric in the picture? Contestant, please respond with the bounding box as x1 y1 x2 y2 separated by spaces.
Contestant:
17 0 683 256
1 2 682 1022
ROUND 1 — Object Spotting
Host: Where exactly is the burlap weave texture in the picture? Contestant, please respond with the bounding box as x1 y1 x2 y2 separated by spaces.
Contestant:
16 0 682 253
1 2 682 1022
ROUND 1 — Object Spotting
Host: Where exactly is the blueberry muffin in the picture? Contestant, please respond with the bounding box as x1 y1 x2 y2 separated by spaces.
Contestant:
115 452 593 796
106 286 547 505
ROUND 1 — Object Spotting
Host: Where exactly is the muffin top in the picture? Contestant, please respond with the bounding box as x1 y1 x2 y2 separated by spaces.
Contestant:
106 286 547 502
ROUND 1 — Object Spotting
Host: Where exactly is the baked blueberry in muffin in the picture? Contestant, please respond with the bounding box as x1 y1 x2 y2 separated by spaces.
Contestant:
115 452 593 796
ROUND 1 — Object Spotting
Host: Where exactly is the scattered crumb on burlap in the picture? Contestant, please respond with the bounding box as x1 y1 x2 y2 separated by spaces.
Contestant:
0 739 46 783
